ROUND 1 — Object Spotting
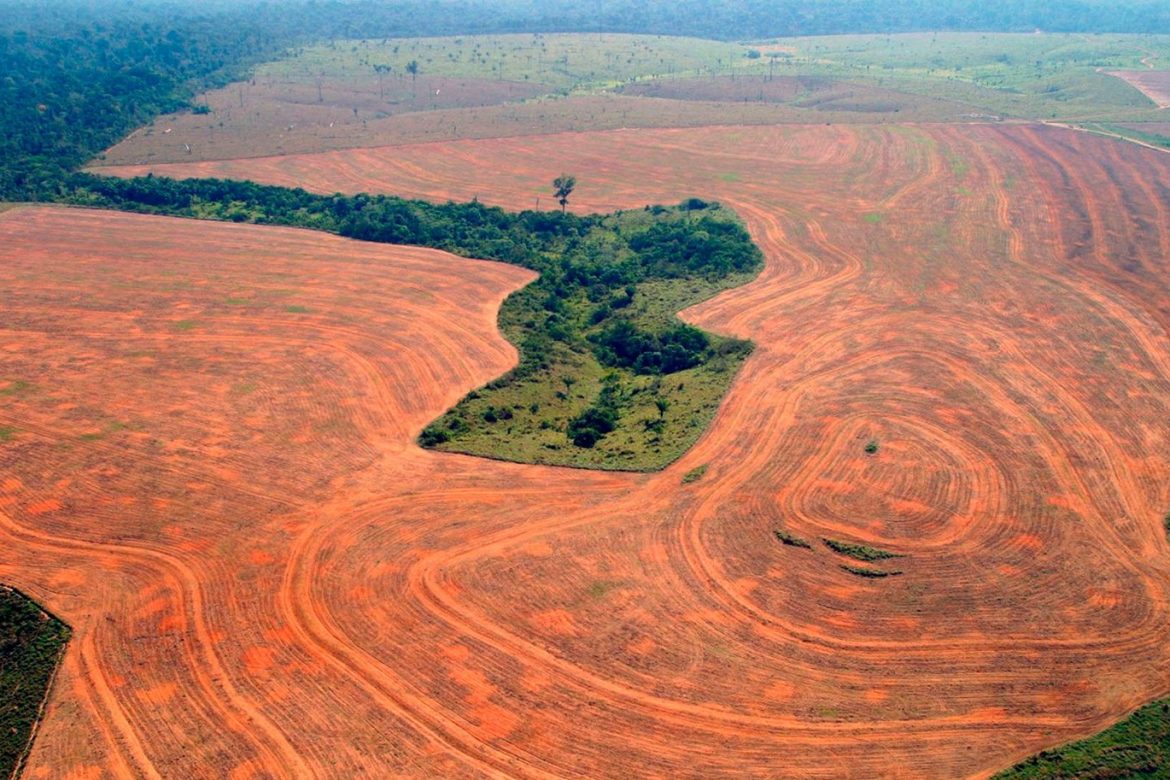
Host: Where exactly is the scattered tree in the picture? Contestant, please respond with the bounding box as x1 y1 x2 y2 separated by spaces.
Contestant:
374 63 392 98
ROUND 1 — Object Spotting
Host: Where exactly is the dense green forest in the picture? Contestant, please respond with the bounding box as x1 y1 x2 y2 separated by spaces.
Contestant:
0 587 70 779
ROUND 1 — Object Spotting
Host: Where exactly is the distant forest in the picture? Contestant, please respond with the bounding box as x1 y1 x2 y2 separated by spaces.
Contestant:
4 0 1170 197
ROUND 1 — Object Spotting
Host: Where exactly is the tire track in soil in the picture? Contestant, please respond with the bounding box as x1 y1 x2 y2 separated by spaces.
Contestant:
11 123 1170 776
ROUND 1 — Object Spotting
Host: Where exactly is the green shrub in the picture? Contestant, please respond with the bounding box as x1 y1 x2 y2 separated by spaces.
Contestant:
823 538 903 562
841 565 901 578
774 529 812 549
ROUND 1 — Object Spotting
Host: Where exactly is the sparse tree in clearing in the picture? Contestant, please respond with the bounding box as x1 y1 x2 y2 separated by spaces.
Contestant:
374 64 392 99
406 59 419 98
553 175 576 213
655 397 669 419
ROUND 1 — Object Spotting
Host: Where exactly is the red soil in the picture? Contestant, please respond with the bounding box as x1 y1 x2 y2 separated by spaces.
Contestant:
11 122 1170 777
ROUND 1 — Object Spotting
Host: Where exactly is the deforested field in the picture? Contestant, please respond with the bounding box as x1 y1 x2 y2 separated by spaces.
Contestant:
7 119 1170 777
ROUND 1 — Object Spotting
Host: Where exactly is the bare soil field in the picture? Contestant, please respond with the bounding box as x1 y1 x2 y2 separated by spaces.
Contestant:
1107 70 1170 109
12 122 1170 777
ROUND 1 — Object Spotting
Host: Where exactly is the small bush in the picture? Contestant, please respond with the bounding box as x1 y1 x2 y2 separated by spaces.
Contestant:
681 464 708 483
774 529 812 549
823 538 903 562
841 565 901 578
418 426 449 446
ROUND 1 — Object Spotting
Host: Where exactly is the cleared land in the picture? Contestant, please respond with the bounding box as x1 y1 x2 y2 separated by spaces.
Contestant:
12 121 1170 776
94 32 1170 167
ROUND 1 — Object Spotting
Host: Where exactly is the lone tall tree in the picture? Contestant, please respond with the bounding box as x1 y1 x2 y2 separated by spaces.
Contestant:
553 175 575 213
406 60 419 90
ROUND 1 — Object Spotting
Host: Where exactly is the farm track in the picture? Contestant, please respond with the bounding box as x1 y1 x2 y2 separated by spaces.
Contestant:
8 122 1170 777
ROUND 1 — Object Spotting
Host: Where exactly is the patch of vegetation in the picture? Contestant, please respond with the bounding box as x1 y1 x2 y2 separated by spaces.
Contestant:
1164 510 1170 544
0 380 34 397
41 170 760 471
0 426 17 443
864 438 879 454
823 538 904 562
173 320 199 331
284 304 312 313
588 580 622 599
995 698 1170 778
682 464 709 483
410 205 760 470
774 529 812 549
841 565 902 578
0 586 71 779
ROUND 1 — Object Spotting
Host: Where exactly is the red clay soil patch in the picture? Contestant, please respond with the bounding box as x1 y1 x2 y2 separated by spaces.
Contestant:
1107 70 1170 108
14 122 1170 777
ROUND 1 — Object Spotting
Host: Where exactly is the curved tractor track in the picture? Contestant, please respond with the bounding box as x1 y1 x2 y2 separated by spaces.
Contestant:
8 122 1170 777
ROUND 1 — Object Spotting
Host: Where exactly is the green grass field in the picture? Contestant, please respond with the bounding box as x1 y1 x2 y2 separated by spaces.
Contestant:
0 587 70 779
262 33 750 94
744 32 1170 121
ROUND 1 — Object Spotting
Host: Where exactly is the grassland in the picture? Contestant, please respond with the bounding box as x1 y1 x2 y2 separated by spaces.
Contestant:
231 31 1170 119
96 31 1170 167
265 33 750 93
995 698 1170 778
747 32 1170 121
0 587 70 779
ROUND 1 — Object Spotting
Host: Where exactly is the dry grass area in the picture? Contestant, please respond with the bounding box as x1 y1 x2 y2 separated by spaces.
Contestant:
616 74 970 116
13 122 1170 776
100 73 548 165
95 89 992 166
